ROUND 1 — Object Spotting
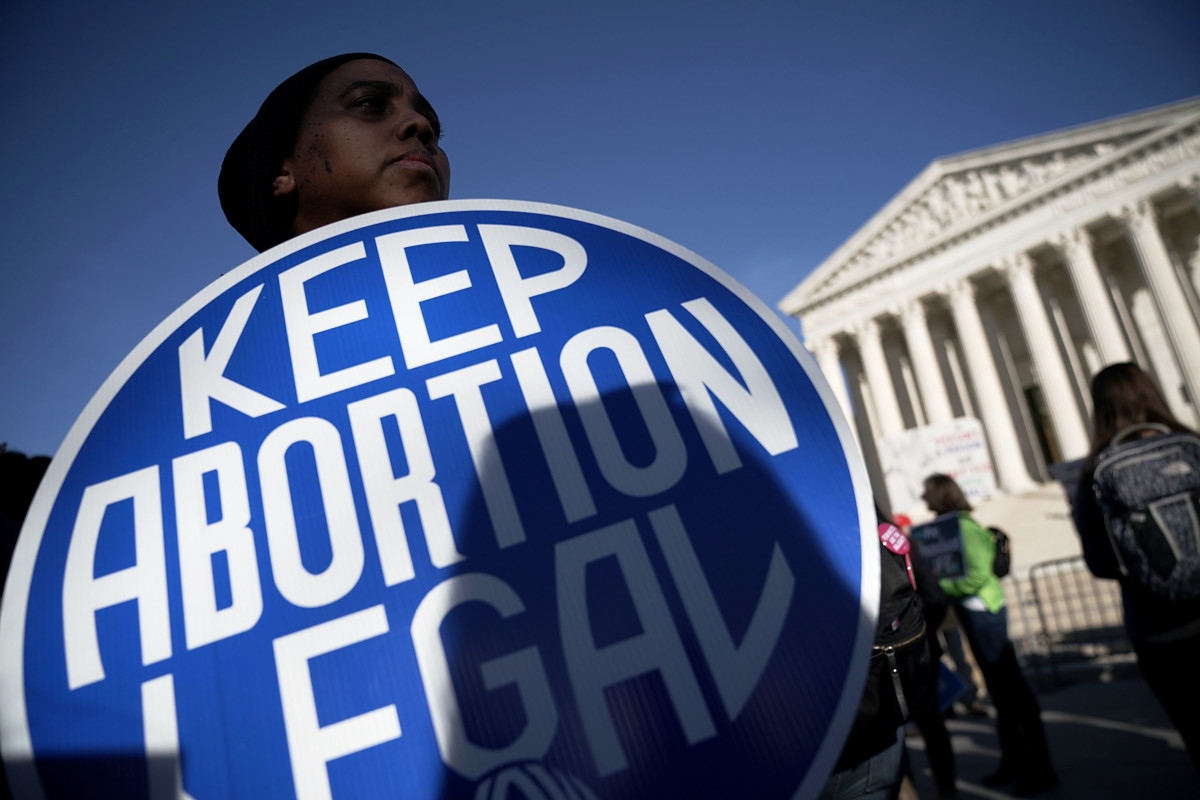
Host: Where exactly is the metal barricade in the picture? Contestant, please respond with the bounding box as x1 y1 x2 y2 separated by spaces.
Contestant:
1018 556 1132 688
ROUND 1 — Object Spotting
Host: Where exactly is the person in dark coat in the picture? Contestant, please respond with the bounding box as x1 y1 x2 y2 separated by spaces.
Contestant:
0 444 50 800
822 506 939 800
1072 362 1200 774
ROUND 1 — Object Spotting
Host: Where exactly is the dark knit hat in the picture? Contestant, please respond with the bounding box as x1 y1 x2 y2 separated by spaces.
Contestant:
218 53 398 252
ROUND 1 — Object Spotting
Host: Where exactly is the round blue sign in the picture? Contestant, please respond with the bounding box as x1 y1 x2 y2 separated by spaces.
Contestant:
1 201 875 799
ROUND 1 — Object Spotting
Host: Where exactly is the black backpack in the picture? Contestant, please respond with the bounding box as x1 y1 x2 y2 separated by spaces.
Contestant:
873 526 936 722
1092 424 1200 600
836 526 937 770
989 527 1012 579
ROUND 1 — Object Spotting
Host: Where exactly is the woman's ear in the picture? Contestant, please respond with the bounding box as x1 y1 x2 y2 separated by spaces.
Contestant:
273 162 297 198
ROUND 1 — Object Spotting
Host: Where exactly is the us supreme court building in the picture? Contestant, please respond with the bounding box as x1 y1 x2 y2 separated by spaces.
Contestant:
780 97 1200 511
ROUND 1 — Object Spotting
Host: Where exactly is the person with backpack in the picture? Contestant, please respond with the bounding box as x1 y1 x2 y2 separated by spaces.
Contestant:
822 508 938 800
922 474 1058 797
1073 362 1200 773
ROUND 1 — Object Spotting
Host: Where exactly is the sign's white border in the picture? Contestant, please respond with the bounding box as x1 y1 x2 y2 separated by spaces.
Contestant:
0 200 879 800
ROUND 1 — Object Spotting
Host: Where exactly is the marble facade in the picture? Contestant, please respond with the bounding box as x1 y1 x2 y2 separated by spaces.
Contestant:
780 97 1200 510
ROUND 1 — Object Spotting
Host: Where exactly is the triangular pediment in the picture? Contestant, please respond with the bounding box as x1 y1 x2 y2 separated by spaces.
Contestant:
781 96 1200 315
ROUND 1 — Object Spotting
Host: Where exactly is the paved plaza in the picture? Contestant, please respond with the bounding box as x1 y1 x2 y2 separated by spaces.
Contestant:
908 676 1197 799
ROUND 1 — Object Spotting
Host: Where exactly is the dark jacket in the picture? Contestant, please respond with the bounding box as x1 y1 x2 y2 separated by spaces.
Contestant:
834 540 935 772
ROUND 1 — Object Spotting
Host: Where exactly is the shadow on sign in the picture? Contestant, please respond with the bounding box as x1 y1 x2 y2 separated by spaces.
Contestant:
437 387 862 799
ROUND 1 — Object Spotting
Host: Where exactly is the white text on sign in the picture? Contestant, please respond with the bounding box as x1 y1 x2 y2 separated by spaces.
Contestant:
59 223 804 798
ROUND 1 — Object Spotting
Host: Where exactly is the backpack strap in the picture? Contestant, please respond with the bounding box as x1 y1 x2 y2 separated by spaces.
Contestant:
1110 423 1171 448
874 622 927 720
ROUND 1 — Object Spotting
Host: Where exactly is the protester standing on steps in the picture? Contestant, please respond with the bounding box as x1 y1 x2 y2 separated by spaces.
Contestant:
1072 362 1200 774
922 473 1058 797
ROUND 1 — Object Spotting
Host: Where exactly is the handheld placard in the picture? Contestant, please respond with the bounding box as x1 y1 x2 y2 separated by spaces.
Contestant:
1 201 876 800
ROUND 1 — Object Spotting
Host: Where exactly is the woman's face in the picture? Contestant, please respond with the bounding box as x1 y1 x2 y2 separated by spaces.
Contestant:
275 59 451 236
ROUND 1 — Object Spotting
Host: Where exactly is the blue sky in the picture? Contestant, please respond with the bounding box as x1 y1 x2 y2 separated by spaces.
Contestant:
2 0 1198 457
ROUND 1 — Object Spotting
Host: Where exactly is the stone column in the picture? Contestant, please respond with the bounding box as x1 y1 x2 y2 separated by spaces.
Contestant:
946 278 1035 491
809 336 857 440
853 318 905 438
1182 176 1200 298
1119 199 1200 411
1002 253 1091 460
1051 227 1132 366
898 298 954 424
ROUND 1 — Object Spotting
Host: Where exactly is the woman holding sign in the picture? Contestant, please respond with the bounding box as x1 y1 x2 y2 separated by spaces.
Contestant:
922 474 1058 797
4 49 882 800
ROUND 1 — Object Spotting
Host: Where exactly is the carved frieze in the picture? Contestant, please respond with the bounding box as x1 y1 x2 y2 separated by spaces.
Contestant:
780 97 1200 332
798 112 1200 317
1053 127 1200 215
851 141 1124 272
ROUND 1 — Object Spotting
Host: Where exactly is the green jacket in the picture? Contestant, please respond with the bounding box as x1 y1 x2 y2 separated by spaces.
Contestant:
938 512 1005 614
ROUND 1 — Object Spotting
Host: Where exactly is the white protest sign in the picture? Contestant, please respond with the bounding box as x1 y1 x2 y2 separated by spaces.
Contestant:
879 417 996 515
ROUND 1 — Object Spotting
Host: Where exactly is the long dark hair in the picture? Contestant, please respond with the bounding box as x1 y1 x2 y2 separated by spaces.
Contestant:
1086 362 1194 466
922 473 972 515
